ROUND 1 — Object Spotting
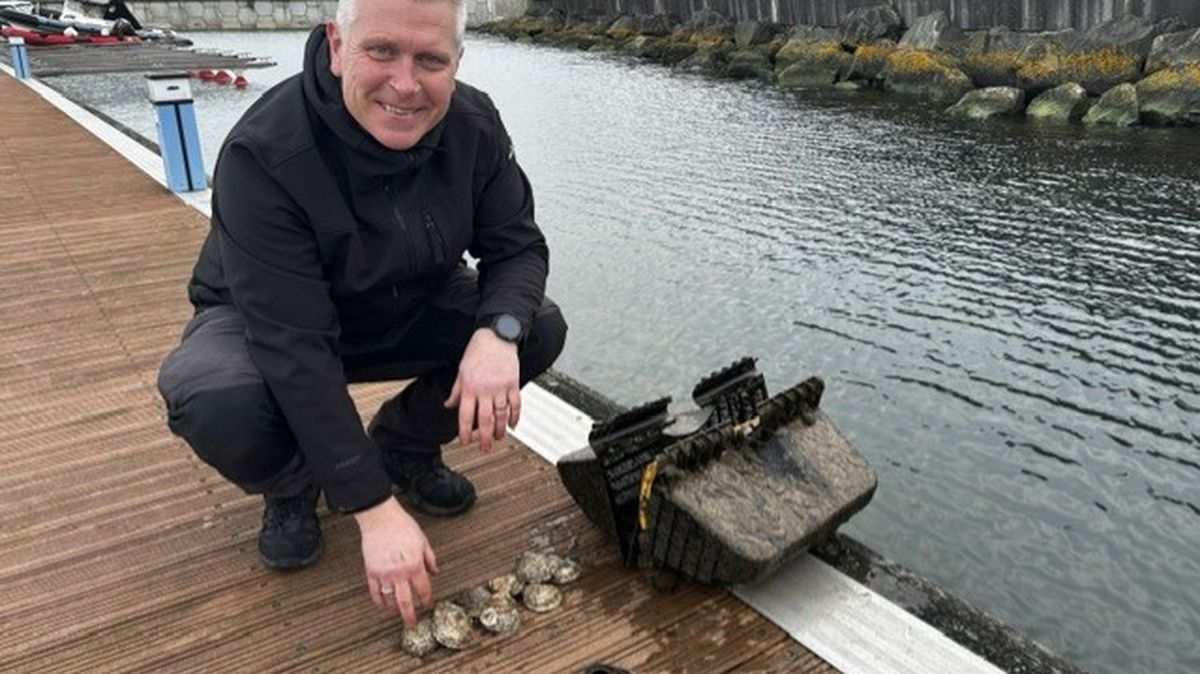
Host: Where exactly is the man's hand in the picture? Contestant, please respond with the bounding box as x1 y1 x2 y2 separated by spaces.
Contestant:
444 327 520 453
354 497 438 627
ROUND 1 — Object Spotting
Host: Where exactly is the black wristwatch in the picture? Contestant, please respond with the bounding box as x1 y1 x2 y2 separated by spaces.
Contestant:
487 313 523 343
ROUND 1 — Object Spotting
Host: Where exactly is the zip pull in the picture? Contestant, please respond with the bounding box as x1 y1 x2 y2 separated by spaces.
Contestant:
422 211 446 264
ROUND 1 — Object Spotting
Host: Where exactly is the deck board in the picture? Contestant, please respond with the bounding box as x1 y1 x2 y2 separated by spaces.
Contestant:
0 71 837 673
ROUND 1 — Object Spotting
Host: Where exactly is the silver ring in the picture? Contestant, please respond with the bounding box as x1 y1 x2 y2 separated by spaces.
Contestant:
381 586 395 596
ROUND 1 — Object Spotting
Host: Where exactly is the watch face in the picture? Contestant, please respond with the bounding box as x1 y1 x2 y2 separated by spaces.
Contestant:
495 314 522 341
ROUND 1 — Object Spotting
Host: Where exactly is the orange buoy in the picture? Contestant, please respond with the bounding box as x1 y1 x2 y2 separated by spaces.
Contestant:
233 74 249 89
213 70 232 85
198 69 215 81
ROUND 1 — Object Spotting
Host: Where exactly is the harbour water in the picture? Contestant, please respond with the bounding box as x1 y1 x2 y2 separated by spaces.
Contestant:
46 31 1200 674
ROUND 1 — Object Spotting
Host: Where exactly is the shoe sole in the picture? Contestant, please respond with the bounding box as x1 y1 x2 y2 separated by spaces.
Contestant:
402 485 477 517
259 537 325 571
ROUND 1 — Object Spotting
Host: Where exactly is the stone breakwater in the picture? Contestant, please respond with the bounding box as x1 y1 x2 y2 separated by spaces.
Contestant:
477 5 1200 127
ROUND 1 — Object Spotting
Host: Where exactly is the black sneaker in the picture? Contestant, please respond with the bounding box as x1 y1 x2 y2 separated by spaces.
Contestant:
258 485 324 570
382 451 476 516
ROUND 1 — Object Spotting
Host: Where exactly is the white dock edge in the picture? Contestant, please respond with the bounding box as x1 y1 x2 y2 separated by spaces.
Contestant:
14 63 1001 674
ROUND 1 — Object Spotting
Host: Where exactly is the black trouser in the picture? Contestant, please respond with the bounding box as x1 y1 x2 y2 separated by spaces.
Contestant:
157 268 567 498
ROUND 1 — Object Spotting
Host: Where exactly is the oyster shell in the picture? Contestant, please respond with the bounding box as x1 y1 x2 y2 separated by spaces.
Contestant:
522 583 563 612
486 591 519 612
455 585 493 618
487 573 525 599
516 551 562 584
553 557 582 584
479 603 521 635
399 618 438 657
432 601 474 650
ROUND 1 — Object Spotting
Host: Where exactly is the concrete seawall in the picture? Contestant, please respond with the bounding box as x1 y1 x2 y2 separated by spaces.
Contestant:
527 0 1200 30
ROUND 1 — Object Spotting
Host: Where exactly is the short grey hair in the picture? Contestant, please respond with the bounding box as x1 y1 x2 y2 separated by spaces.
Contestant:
336 0 467 48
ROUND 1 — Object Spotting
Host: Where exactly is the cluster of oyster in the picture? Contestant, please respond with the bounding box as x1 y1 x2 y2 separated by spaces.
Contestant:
400 551 582 657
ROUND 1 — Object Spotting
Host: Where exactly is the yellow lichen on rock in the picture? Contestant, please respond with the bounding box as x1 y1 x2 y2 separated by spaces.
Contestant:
883 48 973 102
1138 63 1200 92
962 49 1020 85
884 48 959 75
850 42 897 80
688 31 733 49
775 41 854 87
775 40 845 68
1063 48 1141 91
1016 58 1062 88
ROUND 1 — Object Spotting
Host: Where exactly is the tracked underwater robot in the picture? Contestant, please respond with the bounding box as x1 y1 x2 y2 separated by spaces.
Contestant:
557 358 878 585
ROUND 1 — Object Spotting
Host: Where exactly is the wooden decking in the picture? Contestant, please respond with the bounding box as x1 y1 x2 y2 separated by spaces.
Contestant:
0 71 836 672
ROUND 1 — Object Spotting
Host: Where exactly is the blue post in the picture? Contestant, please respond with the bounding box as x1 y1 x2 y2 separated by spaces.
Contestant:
146 73 207 193
9 36 31 80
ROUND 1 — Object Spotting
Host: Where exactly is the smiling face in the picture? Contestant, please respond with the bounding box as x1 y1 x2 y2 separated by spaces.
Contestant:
327 0 462 150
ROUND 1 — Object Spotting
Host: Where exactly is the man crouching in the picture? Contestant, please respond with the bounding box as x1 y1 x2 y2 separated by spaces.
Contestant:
157 0 566 628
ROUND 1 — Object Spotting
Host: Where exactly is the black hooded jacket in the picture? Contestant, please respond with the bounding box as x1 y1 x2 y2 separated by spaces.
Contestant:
186 26 549 513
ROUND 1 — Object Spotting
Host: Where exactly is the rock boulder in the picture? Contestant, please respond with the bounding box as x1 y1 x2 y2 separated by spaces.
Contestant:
1082 83 1140 126
639 13 674 37
774 26 838 68
882 49 973 103
724 50 775 82
945 86 1025 119
899 11 963 52
836 4 903 49
735 20 780 49
607 15 639 39
848 41 897 83
1146 29 1200 75
1026 83 1091 121
1137 65 1200 126
1081 14 1186 60
776 42 853 88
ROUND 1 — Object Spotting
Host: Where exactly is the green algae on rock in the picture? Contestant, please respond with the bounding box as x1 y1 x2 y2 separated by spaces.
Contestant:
1083 82 1140 126
1026 82 1091 121
946 86 1026 119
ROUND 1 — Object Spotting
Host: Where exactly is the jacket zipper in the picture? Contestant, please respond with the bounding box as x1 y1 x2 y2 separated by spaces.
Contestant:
382 182 415 271
422 210 447 265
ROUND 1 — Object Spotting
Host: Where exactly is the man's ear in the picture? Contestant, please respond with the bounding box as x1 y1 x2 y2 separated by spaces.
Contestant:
327 21 344 77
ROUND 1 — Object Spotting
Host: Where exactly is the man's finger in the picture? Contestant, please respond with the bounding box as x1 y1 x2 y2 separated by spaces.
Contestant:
411 567 433 610
493 397 509 441
367 576 384 610
444 376 461 409
478 403 495 453
508 389 522 428
458 394 476 446
395 581 417 628
424 543 439 576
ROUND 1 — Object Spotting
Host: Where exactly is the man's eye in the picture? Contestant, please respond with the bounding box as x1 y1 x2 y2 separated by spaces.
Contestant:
416 54 447 68
366 45 393 59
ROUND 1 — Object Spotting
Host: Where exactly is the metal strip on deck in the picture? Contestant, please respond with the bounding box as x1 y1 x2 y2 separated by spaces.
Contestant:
0 69 835 672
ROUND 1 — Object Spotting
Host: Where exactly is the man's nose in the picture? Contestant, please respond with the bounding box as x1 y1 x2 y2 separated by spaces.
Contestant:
388 59 421 96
